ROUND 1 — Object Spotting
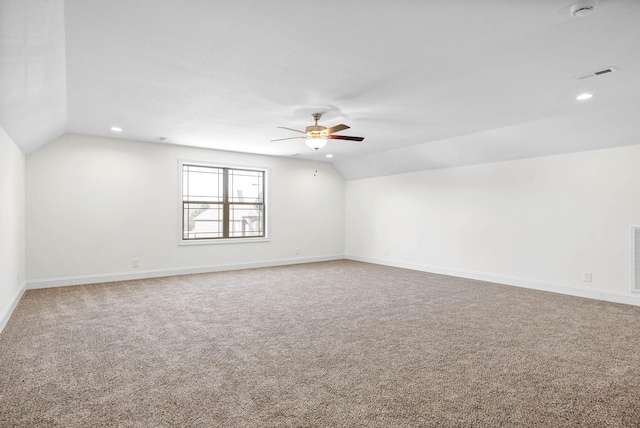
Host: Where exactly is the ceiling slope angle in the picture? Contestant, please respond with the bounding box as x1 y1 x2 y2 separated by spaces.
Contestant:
331 0 640 178
0 0 67 154
2 0 640 179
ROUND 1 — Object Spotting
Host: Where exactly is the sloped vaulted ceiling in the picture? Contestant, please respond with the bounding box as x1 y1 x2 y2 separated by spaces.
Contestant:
0 0 67 154
1 0 640 180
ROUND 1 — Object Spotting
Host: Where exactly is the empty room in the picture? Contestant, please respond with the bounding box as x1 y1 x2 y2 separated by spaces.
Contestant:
1 0 640 426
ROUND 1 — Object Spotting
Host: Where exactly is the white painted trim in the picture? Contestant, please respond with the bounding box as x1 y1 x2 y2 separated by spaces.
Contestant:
178 237 270 246
26 255 344 290
632 226 640 293
0 281 27 334
346 255 640 307
26 254 640 307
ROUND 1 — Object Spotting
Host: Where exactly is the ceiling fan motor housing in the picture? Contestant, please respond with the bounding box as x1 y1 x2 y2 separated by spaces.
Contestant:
305 125 327 137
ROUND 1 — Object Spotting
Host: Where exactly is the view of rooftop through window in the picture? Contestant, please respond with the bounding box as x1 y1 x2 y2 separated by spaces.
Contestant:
182 164 265 240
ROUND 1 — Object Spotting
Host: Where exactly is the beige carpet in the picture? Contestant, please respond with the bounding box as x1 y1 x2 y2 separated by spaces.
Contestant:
1 260 640 427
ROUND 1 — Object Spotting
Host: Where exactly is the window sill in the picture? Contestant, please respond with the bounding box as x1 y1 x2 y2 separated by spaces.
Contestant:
178 236 270 246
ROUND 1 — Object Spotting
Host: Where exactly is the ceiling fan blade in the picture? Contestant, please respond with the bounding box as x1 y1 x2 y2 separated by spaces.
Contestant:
329 135 364 142
277 126 306 134
270 136 305 142
326 124 350 134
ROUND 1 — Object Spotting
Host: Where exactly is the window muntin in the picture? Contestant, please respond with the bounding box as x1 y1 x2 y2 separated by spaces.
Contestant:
182 163 265 241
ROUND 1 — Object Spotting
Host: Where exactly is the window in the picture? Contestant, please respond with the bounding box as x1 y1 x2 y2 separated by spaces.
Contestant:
181 162 266 241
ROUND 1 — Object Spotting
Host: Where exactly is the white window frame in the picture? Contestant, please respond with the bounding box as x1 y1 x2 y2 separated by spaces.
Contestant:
178 159 269 245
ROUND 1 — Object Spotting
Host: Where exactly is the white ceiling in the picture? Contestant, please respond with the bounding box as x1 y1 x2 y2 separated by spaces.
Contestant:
1 0 639 179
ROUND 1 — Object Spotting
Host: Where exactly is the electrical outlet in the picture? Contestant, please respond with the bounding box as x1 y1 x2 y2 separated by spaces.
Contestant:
385 249 389 256
295 248 300 255
132 259 139 268
583 271 592 282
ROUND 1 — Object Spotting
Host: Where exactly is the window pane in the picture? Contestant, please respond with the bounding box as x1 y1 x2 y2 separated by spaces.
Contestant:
183 165 223 202
181 163 266 241
229 204 264 237
183 203 223 239
228 169 263 203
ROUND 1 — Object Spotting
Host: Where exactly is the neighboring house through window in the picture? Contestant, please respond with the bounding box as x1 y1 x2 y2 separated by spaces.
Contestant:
181 161 266 241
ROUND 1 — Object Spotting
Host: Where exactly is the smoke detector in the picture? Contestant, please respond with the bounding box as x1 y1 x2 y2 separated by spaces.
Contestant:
571 4 594 17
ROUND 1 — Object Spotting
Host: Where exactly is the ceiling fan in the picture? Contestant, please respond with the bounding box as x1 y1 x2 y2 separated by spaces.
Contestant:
271 113 364 150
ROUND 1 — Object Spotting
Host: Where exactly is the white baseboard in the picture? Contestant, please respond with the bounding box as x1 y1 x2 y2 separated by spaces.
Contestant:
26 255 344 290
0 281 26 334
346 255 640 307
24 254 640 307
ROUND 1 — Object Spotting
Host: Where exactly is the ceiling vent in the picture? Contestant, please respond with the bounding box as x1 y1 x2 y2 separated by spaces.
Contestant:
574 67 616 80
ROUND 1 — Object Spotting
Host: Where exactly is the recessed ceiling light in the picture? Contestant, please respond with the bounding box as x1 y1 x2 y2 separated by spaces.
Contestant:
576 93 593 101
326 154 334 158
110 127 123 132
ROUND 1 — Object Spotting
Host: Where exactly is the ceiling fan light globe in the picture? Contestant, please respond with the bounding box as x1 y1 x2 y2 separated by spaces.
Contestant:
305 137 327 150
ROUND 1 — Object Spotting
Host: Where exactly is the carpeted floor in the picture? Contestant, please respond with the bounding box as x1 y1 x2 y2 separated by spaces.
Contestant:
1 260 640 427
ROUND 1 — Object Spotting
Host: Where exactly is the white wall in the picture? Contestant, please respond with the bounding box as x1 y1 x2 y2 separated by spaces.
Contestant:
24 132 640 305
0 126 26 329
346 144 640 302
26 134 344 285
